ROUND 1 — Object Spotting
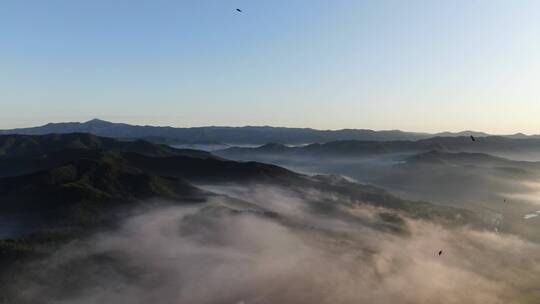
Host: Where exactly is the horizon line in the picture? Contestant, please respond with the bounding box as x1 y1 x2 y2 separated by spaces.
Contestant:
0 118 538 137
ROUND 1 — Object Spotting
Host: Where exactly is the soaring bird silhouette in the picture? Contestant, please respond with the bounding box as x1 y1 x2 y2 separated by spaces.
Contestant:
438 250 443 256
236 8 243 13
470 135 476 142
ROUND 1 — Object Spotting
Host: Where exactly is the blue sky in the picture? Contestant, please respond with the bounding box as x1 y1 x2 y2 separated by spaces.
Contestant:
1 0 540 133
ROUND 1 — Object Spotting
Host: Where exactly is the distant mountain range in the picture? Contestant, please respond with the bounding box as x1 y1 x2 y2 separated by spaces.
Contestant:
217 136 540 160
1 119 536 145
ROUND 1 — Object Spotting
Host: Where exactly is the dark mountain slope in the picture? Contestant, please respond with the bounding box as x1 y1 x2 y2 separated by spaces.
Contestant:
408 150 540 168
0 134 304 234
0 156 206 228
0 133 218 178
0 132 214 159
417 136 540 153
121 152 301 184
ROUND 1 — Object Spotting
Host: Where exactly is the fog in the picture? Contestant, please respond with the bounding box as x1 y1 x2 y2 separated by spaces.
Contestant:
171 143 311 152
6 185 540 303
215 152 540 208
216 149 540 240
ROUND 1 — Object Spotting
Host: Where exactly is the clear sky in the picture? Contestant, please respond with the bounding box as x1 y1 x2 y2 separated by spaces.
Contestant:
1 0 540 133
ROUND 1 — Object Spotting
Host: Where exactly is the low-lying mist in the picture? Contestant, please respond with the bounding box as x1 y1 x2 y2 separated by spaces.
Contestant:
5 185 540 304
216 151 540 240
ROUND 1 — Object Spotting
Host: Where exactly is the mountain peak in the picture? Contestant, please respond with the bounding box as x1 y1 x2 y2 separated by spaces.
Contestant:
84 118 112 125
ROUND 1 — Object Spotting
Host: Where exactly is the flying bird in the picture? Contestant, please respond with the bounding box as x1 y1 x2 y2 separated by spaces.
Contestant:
236 8 242 12
470 135 476 142
438 250 443 256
